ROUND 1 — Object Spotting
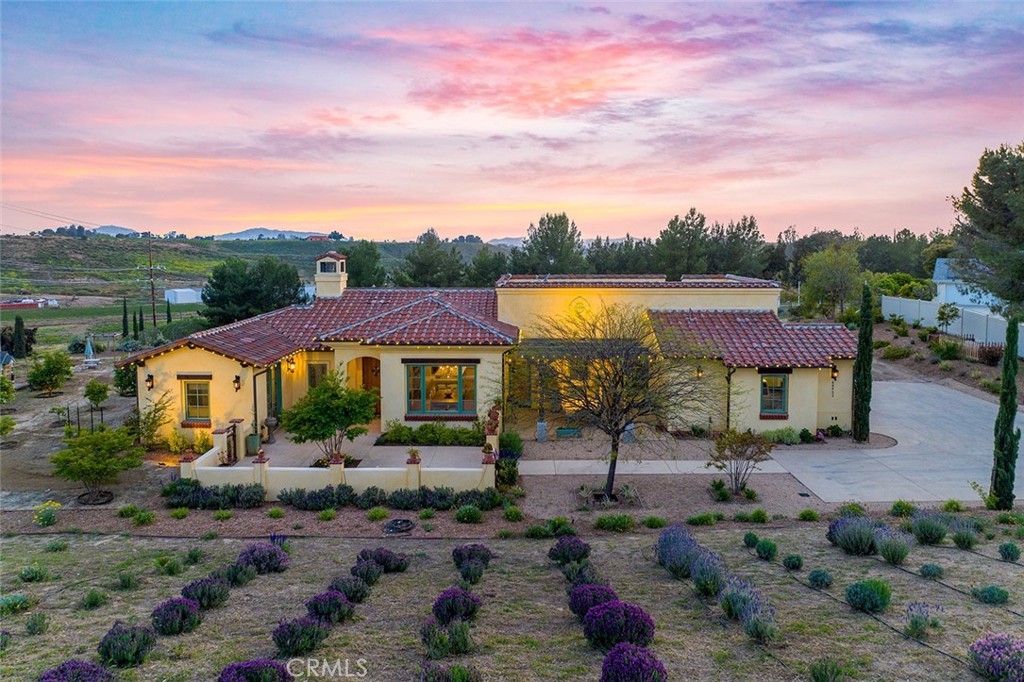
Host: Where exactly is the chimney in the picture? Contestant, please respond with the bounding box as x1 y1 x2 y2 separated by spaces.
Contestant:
314 251 348 298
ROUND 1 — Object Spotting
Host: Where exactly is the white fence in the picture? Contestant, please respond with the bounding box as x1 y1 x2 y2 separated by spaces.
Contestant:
881 296 1024 357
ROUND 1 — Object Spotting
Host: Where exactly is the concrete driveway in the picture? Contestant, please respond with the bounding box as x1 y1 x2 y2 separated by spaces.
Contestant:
770 381 1023 503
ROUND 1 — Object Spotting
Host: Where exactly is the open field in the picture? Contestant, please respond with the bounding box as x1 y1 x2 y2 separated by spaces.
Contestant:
2 524 1022 681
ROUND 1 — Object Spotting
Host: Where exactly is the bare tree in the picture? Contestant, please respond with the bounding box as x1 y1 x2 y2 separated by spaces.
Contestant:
706 429 775 494
529 302 720 498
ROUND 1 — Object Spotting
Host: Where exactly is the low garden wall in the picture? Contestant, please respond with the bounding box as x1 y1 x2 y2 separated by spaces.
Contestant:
180 447 495 500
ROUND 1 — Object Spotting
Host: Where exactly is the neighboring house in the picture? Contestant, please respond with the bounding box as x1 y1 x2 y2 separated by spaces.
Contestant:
0 351 14 380
120 253 857 445
164 288 203 305
932 258 1001 308
305 235 330 242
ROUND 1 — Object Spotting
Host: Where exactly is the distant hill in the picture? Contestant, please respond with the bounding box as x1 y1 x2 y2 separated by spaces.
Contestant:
94 224 138 236
487 237 524 248
213 228 327 241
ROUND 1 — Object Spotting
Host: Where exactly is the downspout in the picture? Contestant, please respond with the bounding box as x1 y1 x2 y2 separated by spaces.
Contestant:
725 366 736 430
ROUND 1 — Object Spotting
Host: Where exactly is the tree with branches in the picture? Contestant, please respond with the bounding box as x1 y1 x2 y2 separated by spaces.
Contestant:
280 371 378 458
530 302 719 498
706 429 774 494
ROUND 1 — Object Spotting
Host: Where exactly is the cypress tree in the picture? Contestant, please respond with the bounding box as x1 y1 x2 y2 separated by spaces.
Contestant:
12 316 27 359
138 306 145 332
990 318 1021 510
165 299 172 324
121 298 129 338
852 283 873 442
132 312 138 340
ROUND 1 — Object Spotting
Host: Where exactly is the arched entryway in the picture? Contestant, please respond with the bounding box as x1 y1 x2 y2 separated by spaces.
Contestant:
346 356 381 417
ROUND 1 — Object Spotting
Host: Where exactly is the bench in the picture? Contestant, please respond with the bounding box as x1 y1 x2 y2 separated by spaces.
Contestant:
555 427 582 438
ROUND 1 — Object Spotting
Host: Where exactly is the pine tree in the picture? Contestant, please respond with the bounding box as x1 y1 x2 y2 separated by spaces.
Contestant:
132 312 138 340
12 316 27 358
165 299 172 324
852 283 873 442
121 298 129 338
990 318 1021 510
138 307 145 332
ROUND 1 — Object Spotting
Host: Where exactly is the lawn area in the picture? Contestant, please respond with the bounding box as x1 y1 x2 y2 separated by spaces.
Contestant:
2 524 1021 681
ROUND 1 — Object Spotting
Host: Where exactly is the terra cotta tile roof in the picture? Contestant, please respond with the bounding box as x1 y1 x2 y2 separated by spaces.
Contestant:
649 309 857 368
495 273 780 289
118 288 517 367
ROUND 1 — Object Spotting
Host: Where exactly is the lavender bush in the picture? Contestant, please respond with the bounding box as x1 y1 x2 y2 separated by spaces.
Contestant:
350 559 384 586
432 587 481 625
305 590 354 624
218 659 294 682
875 527 912 566
181 577 231 609
969 632 1024 682
97 621 156 667
357 547 410 573
656 526 700 580
690 549 727 597
451 544 493 570
901 602 942 640
327 575 371 604
237 542 290 574
740 593 778 644
910 510 948 545
582 600 656 650
548 536 591 565
600 642 668 682
151 597 203 635
272 617 330 656
568 583 619 621
826 515 878 555
210 561 258 587
718 576 756 620
37 660 114 682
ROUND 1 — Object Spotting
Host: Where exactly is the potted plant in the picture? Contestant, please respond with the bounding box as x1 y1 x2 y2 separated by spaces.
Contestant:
245 423 261 456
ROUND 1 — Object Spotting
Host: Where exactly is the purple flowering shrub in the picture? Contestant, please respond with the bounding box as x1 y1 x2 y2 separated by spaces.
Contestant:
272 617 331 656
181 577 231 609
740 593 778 644
583 601 655 650
600 642 668 682
548 536 591 565
328 575 371 603
218 659 294 682
97 621 157 667
420 662 484 682
37 660 114 682
568 584 619 621
151 597 203 635
305 590 354 624
451 544 493 570
969 633 1024 682
237 542 290 574
826 515 878 556
432 587 481 625
718 576 756 620
357 547 410 573
690 548 727 597
350 559 383 586
210 561 258 587
656 526 700 579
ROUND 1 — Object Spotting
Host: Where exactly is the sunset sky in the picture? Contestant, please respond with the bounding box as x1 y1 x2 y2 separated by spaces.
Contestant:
2 2 1022 241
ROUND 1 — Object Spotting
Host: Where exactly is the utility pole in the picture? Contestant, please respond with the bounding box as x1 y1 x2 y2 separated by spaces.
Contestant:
149 235 158 326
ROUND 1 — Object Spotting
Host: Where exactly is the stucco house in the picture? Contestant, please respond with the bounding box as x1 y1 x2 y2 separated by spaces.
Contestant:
932 258 1001 309
120 252 857 454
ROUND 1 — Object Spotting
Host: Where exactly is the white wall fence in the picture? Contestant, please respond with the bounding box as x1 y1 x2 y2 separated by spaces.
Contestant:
881 296 1024 357
181 446 495 501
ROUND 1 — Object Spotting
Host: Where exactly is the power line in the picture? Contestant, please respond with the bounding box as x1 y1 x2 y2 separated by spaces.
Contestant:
0 203 104 227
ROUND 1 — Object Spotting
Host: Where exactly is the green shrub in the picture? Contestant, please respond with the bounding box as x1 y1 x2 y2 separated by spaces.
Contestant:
952 526 977 550
418 508 436 520
212 510 232 521
799 428 816 444
170 507 189 520
755 539 777 561
132 509 156 526
972 585 1009 604
115 572 140 590
455 505 484 524
25 612 48 636
808 569 833 589
45 539 69 553
498 431 524 457
687 513 717 527
79 589 109 610
503 505 524 522
266 507 285 519
782 554 803 570
836 501 867 516
911 513 947 545
524 525 552 539
595 514 635 532
809 658 848 682
366 506 389 522
941 499 965 513
748 508 769 524
117 504 141 518
872 339 891 350
798 509 820 522
98 621 157 668
761 427 800 445
931 339 962 361
890 500 915 517
876 532 910 566
711 485 731 502
318 509 336 522
200 531 219 541
845 579 891 613
999 542 1021 562
19 564 48 583
743 487 759 502
919 563 944 580
154 556 183 576
642 516 667 529
185 547 205 565
496 529 516 539
742 532 759 549
881 345 913 360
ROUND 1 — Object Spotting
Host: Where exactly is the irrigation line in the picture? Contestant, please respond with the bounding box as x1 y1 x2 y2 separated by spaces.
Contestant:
867 556 1024 620
741 547 973 669
928 543 1024 568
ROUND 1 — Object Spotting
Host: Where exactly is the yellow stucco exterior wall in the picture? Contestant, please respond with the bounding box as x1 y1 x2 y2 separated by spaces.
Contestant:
498 287 780 336
727 361 853 434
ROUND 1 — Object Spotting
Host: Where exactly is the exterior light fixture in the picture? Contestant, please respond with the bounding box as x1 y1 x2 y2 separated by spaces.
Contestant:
145 374 154 391
830 365 839 381
287 358 296 373
696 366 704 379
232 375 241 392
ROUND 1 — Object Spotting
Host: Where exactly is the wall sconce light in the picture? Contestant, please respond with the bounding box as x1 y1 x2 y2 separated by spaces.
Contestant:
232 375 241 392
287 358 296 373
145 374 154 391
696 366 704 379
830 365 839 381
